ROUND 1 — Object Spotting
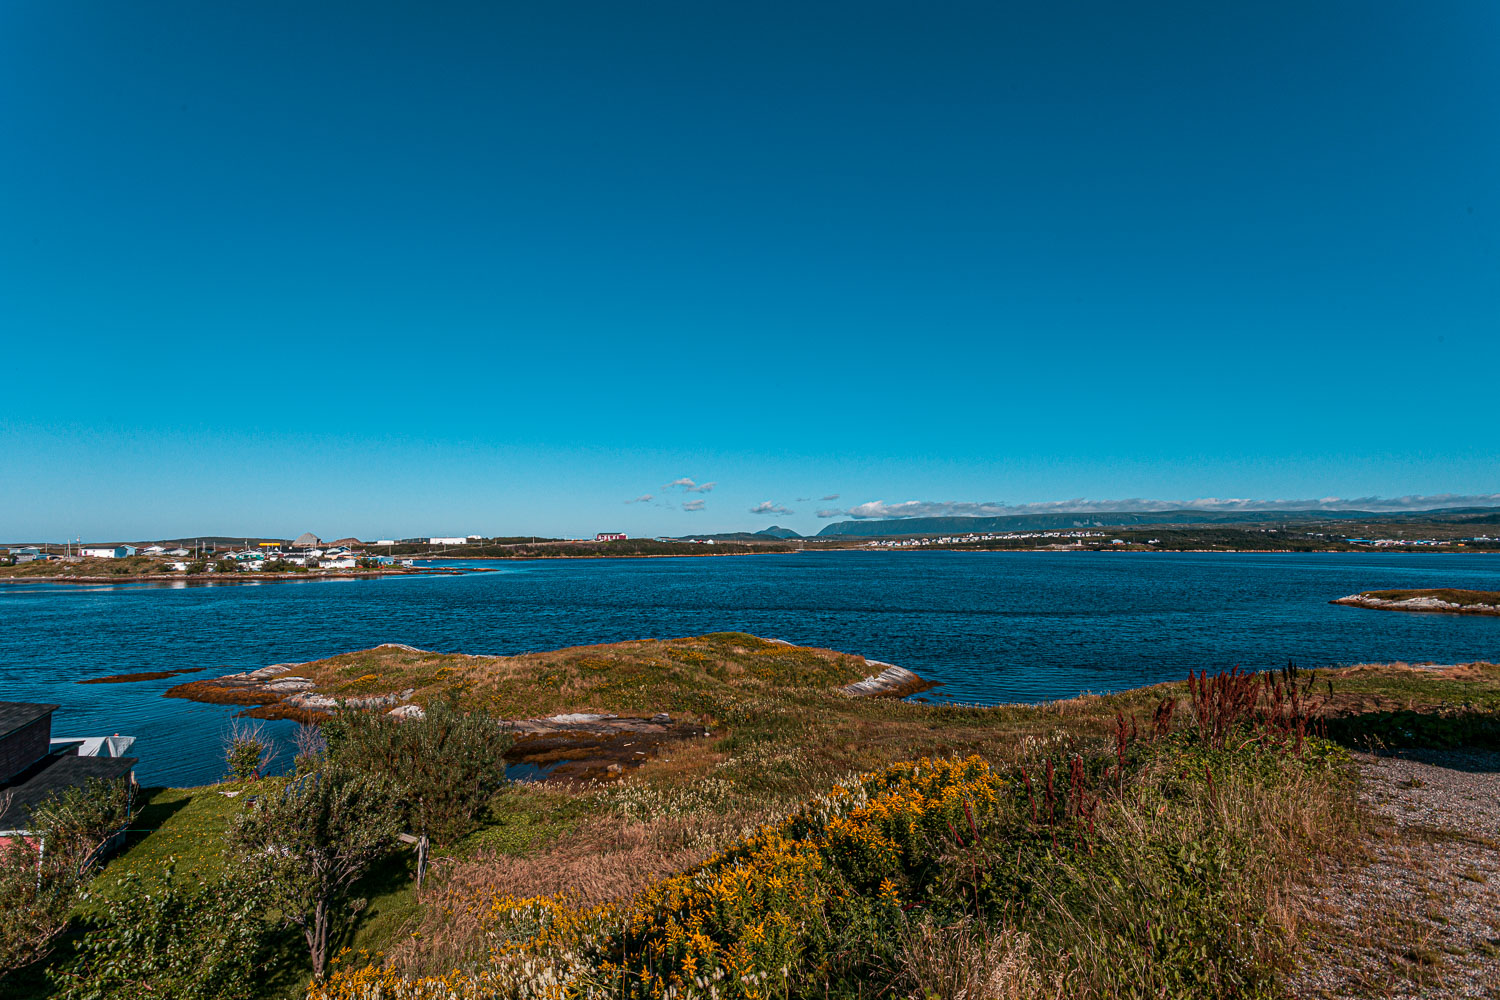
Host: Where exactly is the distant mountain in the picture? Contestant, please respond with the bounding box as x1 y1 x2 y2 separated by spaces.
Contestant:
814 508 1497 538
668 527 803 542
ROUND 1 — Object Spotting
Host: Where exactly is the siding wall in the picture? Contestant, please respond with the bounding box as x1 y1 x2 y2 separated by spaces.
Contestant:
0 716 52 783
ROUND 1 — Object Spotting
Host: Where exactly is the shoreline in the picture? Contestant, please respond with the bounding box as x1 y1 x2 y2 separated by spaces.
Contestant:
0 566 486 586
1333 590 1500 617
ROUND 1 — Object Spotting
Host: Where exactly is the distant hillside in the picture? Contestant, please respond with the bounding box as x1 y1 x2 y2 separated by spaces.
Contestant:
672 527 803 543
814 507 1498 538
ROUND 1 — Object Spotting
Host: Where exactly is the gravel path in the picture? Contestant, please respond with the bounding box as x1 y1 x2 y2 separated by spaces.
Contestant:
1289 750 1500 998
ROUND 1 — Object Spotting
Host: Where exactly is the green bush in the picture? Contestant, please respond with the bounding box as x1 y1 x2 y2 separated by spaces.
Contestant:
26 777 136 862
49 862 274 1000
322 700 512 844
0 837 79 974
0 778 136 975
224 721 272 781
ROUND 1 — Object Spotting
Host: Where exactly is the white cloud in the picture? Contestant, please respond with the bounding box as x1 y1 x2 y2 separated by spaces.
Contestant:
624 494 653 504
816 494 1500 520
662 478 716 493
750 501 794 516
682 499 706 512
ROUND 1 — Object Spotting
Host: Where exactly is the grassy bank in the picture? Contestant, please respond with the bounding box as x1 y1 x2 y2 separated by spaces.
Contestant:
7 637 1499 998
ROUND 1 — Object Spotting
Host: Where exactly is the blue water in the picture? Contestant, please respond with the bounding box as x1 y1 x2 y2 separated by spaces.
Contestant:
3 551 1499 786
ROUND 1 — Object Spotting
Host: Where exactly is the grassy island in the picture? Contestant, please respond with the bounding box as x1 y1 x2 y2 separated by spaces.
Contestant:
6 637 1500 999
1333 588 1500 616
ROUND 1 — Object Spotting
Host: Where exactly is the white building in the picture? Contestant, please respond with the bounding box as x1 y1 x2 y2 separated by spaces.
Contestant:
79 545 137 559
429 537 468 546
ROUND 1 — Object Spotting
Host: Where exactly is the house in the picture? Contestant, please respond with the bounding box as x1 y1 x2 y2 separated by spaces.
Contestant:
7 546 44 563
79 544 137 559
0 702 137 840
141 545 168 556
595 533 628 542
429 537 468 546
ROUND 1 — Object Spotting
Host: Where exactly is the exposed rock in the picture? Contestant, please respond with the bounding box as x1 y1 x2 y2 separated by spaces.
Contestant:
840 662 933 698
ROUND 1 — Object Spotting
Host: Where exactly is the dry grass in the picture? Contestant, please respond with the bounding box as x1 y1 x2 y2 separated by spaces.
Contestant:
895 918 1061 1000
390 809 767 975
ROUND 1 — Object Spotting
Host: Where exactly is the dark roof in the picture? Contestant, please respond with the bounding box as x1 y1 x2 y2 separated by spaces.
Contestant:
0 702 58 741
0 753 137 830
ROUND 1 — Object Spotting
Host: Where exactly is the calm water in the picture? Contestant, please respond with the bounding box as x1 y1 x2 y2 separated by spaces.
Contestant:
3 551 1499 786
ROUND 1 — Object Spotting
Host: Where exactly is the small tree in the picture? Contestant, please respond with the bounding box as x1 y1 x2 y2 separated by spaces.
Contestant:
227 766 399 978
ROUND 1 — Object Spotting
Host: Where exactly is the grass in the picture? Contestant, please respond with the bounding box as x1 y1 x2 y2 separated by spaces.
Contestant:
12 636 1500 998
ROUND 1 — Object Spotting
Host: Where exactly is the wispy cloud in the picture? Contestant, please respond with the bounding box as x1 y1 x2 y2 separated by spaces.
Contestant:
820 494 840 501
662 477 716 493
750 501 794 516
624 494 653 504
816 494 1500 519
682 499 706 512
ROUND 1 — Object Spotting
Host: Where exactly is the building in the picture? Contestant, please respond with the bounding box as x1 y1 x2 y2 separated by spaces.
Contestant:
7 546 44 563
78 544 137 559
0 702 137 840
429 537 468 546
595 533 628 542
291 532 322 549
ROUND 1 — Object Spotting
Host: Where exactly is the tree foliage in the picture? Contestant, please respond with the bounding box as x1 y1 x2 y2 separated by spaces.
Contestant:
0 777 136 975
49 861 274 1000
322 700 512 844
227 766 400 979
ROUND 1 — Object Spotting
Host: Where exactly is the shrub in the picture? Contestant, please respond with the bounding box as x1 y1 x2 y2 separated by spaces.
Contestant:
322 700 512 844
25 776 136 862
48 861 275 1000
0 778 136 975
227 766 401 979
224 719 272 781
0 836 79 974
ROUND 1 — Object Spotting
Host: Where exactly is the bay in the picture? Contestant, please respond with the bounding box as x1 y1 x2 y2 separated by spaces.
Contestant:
2 551 1498 786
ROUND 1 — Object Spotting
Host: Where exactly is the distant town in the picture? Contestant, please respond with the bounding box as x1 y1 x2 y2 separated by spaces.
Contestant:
6 508 1500 575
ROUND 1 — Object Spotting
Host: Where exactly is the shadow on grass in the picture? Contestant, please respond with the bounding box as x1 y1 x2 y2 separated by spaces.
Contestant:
1326 708 1500 764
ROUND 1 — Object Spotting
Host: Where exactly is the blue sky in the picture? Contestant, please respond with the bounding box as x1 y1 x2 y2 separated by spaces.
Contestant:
2 2 1497 540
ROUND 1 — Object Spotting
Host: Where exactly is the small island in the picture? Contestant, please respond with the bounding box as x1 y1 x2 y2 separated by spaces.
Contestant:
1332 588 1500 616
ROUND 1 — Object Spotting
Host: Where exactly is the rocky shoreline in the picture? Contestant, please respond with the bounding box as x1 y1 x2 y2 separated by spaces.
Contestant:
162 643 933 780
1333 591 1500 617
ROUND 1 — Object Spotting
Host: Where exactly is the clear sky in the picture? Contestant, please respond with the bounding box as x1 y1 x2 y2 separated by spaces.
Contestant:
2 2 1497 541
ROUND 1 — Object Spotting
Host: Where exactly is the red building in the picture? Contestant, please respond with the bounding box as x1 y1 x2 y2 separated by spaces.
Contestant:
594 532 627 542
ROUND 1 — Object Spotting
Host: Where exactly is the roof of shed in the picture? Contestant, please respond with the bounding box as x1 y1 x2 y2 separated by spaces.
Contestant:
0 702 59 741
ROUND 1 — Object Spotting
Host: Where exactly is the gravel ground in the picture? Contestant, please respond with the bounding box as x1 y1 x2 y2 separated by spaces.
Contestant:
1289 750 1500 998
